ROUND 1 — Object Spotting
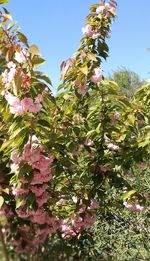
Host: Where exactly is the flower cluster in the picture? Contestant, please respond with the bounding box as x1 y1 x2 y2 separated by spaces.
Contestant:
104 135 120 152
91 67 102 83
59 198 99 238
10 144 59 253
15 49 28 64
96 3 116 15
82 24 100 39
110 112 121 124
5 92 43 115
12 221 59 254
123 201 148 212
2 62 16 88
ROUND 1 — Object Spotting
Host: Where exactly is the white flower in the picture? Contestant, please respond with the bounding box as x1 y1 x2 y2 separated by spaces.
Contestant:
96 6 105 14
15 49 27 64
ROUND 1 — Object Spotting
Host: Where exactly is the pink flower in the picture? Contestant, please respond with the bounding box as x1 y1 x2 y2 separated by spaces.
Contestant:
56 198 66 206
137 162 147 169
10 151 20 164
12 187 28 197
37 191 49 207
123 201 147 212
32 208 47 224
110 112 121 124
71 215 83 230
21 97 34 111
29 102 42 113
22 144 31 162
21 73 31 88
29 184 48 197
5 92 19 106
100 165 108 173
83 214 96 228
2 62 16 87
60 222 76 237
16 207 30 219
91 67 102 83
84 139 94 147
29 149 41 164
107 143 120 151
82 24 93 37
88 200 99 210
35 94 43 103
30 171 51 185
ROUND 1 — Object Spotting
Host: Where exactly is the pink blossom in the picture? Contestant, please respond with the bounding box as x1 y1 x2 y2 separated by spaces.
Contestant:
61 222 76 237
32 208 47 224
82 24 93 37
83 214 96 228
21 97 34 111
10 151 20 164
29 149 41 164
12 187 28 197
30 171 51 185
29 102 42 113
107 143 120 151
100 165 108 172
35 94 43 103
88 200 99 210
22 144 31 162
123 201 147 212
16 207 30 219
21 73 31 88
29 184 48 197
91 67 102 83
37 192 49 207
137 162 147 169
2 62 16 87
5 92 19 106
110 112 121 124
56 198 66 206
84 138 94 147
71 215 83 230
20 177 28 184
32 156 52 172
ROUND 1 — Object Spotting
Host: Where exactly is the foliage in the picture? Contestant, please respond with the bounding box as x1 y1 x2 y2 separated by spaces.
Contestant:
108 67 142 97
0 0 149 260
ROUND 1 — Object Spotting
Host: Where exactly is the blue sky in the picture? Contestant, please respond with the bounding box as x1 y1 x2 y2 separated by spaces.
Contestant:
8 0 150 91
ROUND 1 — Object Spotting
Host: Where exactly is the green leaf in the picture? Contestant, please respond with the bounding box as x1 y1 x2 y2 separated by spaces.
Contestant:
127 114 136 125
16 198 24 209
32 57 45 67
28 44 40 55
87 52 97 61
79 65 88 76
17 32 28 46
35 71 52 85
0 196 4 208
0 0 9 4
0 139 13 152
122 190 136 200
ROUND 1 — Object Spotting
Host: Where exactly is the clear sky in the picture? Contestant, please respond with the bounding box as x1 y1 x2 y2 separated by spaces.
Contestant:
7 0 150 91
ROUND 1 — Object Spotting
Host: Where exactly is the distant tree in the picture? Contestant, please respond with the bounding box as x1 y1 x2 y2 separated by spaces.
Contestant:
109 67 142 97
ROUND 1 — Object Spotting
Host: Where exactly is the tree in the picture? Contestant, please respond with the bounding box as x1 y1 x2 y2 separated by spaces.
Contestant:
109 67 142 97
0 0 150 260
